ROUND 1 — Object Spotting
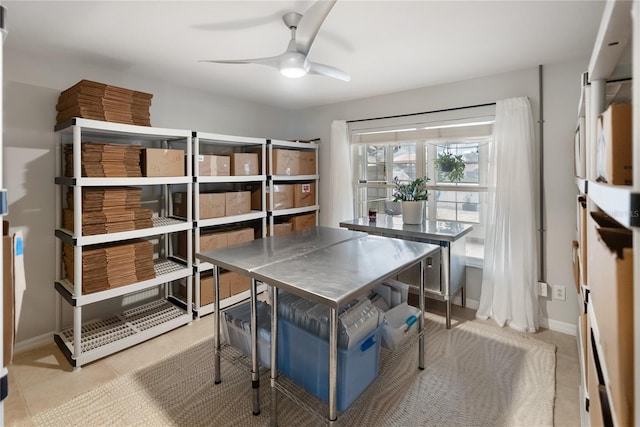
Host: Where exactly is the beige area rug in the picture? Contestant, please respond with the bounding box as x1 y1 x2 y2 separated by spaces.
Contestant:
33 313 556 427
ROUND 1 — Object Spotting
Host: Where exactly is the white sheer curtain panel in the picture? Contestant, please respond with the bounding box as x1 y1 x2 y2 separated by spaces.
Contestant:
476 97 539 332
326 120 354 227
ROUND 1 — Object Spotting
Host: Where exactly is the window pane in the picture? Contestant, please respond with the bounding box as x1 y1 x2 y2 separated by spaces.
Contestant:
392 144 417 182
434 143 481 185
435 191 480 223
365 145 387 182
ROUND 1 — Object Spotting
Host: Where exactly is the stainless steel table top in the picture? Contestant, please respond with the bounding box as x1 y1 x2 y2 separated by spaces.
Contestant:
251 234 440 308
195 226 365 274
340 216 473 242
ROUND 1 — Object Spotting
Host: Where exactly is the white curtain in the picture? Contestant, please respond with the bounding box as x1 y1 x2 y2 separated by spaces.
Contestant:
326 120 354 227
476 97 539 332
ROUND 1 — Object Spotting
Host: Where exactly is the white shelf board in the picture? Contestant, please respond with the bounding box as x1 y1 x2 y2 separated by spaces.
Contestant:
55 258 192 306
270 205 319 217
196 175 265 183
577 315 588 401
55 217 192 246
54 299 191 366
575 177 588 195
588 181 634 228
267 139 319 150
588 0 633 82
196 211 266 227
270 174 319 182
194 131 266 146
55 117 192 140
55 176 192 186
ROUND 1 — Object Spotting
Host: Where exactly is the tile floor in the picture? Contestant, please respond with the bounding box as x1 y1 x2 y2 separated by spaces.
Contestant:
4 301 581 426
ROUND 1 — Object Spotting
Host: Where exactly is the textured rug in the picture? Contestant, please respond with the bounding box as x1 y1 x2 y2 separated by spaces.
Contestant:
33 313 556 427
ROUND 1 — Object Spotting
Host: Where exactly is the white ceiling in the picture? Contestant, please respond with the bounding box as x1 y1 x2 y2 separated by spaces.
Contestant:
4 0 605 110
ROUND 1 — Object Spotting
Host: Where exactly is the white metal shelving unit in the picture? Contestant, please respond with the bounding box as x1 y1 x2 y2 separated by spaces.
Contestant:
54 117 194 368
191 131 267 317
266 139 320 233
575 1 639 425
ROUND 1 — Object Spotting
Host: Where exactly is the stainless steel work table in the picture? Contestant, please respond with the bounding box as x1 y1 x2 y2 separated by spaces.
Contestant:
196 226 440 424
340 217 473 328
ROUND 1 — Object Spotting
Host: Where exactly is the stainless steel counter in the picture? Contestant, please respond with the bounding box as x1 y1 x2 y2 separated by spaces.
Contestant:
196 226 440 424
340 216 473 328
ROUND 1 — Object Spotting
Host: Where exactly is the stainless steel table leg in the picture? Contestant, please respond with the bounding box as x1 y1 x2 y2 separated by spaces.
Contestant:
270 286 279 427
419 259 425 370
213 266 221 384
250 278 260 415
328 307 338 422
441 243 452 329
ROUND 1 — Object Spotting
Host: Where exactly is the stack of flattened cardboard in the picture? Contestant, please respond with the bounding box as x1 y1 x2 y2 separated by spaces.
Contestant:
63 239 156 294
64 187 153 236
64 142 143 177
56 79 153 126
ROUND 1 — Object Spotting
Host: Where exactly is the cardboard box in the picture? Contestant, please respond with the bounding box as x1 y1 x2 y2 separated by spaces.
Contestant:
587 327 605 427
197 154 230 176
231 152 259 176
225 191 251 216
260 185 294 211
3 221 14 366
271 149 300 176
142 148 185 177
173 192 226 219
226 227 254 247
299 151 317 175
596 103 632 185
268 223 293 236
588 222 633 426
227 271 251 296
294 182 316 208
289 212 316 230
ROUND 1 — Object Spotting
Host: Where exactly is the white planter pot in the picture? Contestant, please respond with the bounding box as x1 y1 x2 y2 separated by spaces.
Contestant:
401 200 425 224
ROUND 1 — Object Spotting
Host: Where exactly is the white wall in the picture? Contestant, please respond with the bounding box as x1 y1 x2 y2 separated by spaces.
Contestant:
289 61 586 331
4 48 292 344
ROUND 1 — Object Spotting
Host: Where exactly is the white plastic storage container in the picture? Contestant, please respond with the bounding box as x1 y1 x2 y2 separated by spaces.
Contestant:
381 302 421 351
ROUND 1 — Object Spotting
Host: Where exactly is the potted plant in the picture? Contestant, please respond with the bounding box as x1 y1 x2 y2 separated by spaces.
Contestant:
393 176 429 224
435 149 466 183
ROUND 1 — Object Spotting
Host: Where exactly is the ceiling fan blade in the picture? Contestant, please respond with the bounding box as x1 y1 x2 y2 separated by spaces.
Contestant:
295 0 337 55
199 56 280 69
309 61 350 82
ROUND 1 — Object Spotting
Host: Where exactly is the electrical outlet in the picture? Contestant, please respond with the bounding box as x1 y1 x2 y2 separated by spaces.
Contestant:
538 281 548 297
553 285 566 301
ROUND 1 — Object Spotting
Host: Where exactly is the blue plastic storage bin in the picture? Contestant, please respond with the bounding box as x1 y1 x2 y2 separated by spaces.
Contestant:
276 317 383 412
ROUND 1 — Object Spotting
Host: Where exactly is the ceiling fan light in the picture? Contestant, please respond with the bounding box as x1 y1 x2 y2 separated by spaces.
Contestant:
280 66 307 78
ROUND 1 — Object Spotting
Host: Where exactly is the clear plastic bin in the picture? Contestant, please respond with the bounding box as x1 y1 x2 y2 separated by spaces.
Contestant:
381 302 422 351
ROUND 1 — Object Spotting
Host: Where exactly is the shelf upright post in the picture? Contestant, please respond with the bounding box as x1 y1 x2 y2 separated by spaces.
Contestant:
632 2 640 423
72 124 83 365
186 133 193 318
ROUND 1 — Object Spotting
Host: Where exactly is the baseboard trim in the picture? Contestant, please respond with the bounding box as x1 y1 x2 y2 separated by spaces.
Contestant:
539 318 577 336
15 332 54 355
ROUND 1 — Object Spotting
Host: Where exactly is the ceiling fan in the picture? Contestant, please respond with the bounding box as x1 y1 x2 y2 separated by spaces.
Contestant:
200 0 350 82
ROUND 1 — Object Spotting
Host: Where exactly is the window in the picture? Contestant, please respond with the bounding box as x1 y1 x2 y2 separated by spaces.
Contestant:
351 108 494 247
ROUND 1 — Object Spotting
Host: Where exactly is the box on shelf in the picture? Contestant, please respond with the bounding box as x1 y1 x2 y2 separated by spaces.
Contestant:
577 196 587 286
299 151 317 175
221 271 251 296
289 212 316 230
293 183 316 208
178 275 218 306
225 227 254 247
173 192 226 219
588 220 633 426
225 191 251 216
197 154 230 176
260 185 294 211
271 148 300 175
142 148 185 177
230 152 259 176
380 302 421 351
587 328 606 427
268 222 293 236
596 103 632 185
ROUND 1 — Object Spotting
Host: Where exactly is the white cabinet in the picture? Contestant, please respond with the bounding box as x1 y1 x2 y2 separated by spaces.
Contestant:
54 118 194 368
189 131 267 316
574 1 638 425
266 139 320 234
